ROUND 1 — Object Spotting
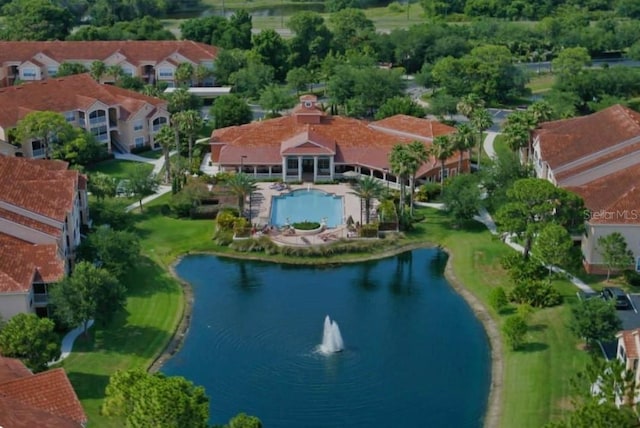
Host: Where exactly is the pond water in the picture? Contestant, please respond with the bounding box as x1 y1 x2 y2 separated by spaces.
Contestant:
168 3 325 19
162 249 490 427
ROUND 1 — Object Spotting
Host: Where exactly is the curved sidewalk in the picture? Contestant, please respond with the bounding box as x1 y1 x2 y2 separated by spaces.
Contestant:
49 320 95 366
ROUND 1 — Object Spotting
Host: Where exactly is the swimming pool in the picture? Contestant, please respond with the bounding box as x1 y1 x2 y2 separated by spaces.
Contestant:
270 189 343 228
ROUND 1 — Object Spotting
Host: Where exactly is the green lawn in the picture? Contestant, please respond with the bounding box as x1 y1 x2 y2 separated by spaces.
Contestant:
492 134 513 159
136 150 164 160
527 73 556 94
86 159 153 180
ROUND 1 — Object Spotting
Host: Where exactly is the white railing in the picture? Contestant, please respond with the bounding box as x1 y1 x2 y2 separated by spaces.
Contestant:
32 148 45 158
89 116 106 125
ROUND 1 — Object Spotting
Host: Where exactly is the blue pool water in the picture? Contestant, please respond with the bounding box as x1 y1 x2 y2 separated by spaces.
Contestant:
162 249 491 427
270 189 343 227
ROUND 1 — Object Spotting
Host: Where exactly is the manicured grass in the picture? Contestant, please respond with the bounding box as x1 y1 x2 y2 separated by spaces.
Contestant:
86 159 153 180
492 134 513 159
409 208 589 427
135 150 164 160
527 73 556 94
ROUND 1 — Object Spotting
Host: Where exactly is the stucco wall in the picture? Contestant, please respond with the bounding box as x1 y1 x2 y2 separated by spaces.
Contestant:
0 293 31 321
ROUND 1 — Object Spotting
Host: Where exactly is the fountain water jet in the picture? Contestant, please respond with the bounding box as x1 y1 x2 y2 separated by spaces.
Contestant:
320 315 344 354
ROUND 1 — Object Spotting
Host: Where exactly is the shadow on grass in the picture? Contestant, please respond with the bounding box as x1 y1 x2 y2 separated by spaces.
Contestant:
122 255 177 297
520 342 549 353
528 323 548 332
66 371 111 400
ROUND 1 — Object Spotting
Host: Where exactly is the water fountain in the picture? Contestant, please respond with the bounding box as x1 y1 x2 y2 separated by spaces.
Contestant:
320 315 344 354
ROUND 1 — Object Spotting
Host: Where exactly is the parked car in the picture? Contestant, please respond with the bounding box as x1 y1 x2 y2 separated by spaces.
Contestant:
601 287 631 309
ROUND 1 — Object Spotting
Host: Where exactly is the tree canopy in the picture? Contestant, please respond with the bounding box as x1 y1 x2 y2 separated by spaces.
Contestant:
0 313 60 372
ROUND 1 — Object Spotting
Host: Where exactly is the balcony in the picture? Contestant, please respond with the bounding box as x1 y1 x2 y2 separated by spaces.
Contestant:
89 116 107 126
32 148 45 158
33 293 48 305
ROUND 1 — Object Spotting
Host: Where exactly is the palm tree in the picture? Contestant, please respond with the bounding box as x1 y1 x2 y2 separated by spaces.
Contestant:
172 110 203 168
155 125 174 184
502 110 536 162
456 93 484 119
350 176 384 224
470 108 493 171
106 64 123 83
90 61 107 82
194 64 213 86
227 173 257 218
429 135 454 191
175 62 194 87
388 144 411 218
406 141 429 216
452 124 475 174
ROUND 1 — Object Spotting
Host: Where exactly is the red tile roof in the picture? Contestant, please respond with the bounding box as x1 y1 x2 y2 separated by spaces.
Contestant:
0 358 86 427
619 329 640 358
212 113 462 176
0 368 86 425
0 40 218 66
0 233 64 293
0 73 167 128
535 104 640 171
566 163 640 225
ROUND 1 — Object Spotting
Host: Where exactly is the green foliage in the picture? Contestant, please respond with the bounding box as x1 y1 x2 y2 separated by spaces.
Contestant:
53 128 108 165
502 315 528 351
227 412 263 428
88 172 117 201
415 183 441 202
50 261 125 330
501 253 548 284
230 60 275 99
216 210 238 232
210 95 253 130
489 286 508 313
68 17 175 41
102 369 209 428
359 223 380 238
287 11 333 68
15 111 74 159
291 221 321 230
442 173 482 225
569 298 621 345
252 30 290 82
374 96 426 120
126 166 160 212
78 226 141 279
509 280 562 308
233 217 250 235
623 269 640 287
169 180 209 218
534 223 573 270
597 232 635 280
259 85 295 117
1 0 74 40
89 198 134 230
286 67 314 94
0 313 60 372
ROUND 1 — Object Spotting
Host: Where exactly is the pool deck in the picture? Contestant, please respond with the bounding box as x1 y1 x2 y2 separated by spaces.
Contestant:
249 183 368 246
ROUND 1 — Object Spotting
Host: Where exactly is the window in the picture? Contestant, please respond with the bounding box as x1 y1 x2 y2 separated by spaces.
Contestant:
89 110 106 125
91 125 108 141
158 67 174 78
134 120 143 131
31 140 45 157
47 66 58 76
21 68 36 78
304 101 312 108
152 117 167 132
122 67 134 77
64 111 75 122
135 137 145 147
287 158 298 169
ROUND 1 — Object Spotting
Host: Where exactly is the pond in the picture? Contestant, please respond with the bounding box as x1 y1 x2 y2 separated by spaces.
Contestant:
167 3 325 19
162 249 490 427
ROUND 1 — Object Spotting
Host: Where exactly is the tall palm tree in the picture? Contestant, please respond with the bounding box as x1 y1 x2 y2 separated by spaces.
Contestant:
227 173 257 219
429 135 454 191
470 108 493 171
194 64 213 86
452 124 475 174
456 93 484 120
388 144 411 218
106 64 123 83
175 62 194 87
350 176 384 224
172 110 203 168
502 110 535 163
155 125 174 184
406 140 429 216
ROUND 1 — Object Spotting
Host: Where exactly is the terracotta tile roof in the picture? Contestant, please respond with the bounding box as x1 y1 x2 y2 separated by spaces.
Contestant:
0 357 32 383
0 234 64 293
0 73 167 128
619 329 640 358
370 114 457 141
0 40 218 66
0 156 82 223
0 207 61 237
566 163 640 224
212 113 463 176
535 104 640 170
554 141 640 183
0 395 81 428
0 364 86 426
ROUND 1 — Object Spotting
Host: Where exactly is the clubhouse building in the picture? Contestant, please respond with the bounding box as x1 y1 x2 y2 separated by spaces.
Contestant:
210 95 465 185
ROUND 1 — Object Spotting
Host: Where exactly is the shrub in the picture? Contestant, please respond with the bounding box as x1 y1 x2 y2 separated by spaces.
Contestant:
292 221 321 230
509 280 562 308
623 269 640 287
91 199 133 230
503 315 528 350
214 230 233 246
415 182 441 202
489 287 508 313
501 253 548 284
216 210 237 231
233 217 250 236
359 223 379 238
190 205 220 219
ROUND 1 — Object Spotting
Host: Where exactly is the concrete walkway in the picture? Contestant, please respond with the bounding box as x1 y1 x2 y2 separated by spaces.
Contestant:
48 320 95 366
483 131 499 160
125 185 172 212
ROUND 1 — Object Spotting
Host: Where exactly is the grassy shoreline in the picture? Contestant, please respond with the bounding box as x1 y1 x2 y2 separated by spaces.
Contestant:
61 196 587 427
